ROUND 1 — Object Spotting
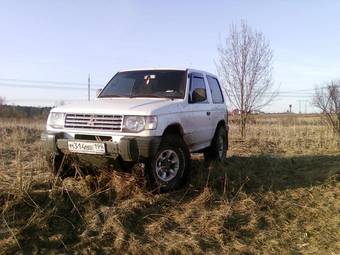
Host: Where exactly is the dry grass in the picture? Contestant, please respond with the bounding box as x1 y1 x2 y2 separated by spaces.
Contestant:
230 114 340 155
0 115 339 254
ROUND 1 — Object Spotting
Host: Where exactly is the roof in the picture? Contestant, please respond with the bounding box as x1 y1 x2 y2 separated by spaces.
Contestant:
118 67 218 78
119 67 187 72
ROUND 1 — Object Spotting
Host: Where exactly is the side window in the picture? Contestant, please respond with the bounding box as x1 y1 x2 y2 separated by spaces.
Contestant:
189 74 207 103
207 76 224 104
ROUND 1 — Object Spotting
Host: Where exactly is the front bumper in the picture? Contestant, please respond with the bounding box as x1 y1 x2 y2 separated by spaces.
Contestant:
41 131 161 162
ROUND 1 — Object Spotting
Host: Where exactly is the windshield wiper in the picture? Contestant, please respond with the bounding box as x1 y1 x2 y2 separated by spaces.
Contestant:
99 94 127 98
129 94 164 98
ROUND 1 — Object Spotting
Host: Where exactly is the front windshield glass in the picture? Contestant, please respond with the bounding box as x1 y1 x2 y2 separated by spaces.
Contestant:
99 70 186 99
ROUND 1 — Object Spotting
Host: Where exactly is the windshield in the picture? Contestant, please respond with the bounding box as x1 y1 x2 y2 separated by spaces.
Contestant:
99 70 187 99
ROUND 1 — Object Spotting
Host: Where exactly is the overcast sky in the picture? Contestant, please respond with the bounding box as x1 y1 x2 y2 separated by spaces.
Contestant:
0 0 340 112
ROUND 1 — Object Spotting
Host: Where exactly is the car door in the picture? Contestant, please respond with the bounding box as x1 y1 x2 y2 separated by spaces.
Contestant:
183 72 213 150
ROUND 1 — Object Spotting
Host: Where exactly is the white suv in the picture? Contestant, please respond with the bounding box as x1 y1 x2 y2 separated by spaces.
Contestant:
42 68 228 191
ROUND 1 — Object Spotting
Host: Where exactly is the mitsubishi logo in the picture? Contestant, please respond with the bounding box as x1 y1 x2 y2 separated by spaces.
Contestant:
87 115 95 126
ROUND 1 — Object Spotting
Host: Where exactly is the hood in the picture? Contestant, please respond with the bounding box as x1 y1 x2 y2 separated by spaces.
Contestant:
51 98 184 115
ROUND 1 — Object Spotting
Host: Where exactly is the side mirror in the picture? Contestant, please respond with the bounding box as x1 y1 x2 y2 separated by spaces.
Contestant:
191 88 206 103
96 89 102 98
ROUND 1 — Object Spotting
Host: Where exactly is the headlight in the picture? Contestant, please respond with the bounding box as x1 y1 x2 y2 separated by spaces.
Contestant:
123 116 157 132
47 112 65 129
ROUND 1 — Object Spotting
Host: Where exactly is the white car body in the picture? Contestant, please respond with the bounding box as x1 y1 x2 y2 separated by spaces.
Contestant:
44 68 228 160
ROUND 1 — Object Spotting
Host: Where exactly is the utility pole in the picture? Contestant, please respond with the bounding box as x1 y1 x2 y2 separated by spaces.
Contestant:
88 74 90 101
299 100 301 114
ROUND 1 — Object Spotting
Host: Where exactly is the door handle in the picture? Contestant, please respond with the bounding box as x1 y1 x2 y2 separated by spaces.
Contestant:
207 112 211 116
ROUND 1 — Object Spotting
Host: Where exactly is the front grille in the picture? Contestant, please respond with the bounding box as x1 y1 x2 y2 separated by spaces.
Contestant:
65 114 123 131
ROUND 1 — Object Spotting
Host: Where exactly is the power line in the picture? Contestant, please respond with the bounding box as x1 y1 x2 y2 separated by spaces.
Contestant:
275 95 313 98
0 77 102 87
0 83 316 99
274 88 316 93
6 98 83 102
0 76 334 102
0 77 329 95
0 83 101 91
224 91 314 98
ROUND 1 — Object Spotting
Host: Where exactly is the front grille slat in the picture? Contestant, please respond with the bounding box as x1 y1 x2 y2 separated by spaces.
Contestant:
65 114 123 131
66 117 121 121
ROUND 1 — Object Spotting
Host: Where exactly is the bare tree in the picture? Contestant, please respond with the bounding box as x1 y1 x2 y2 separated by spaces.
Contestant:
217 21 275 137
314 81 340 135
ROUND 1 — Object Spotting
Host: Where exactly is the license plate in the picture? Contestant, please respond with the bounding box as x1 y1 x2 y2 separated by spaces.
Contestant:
68 141 106 155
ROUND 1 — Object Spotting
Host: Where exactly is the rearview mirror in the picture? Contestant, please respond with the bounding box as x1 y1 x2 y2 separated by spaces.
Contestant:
96 89 102 98
191 88 206 103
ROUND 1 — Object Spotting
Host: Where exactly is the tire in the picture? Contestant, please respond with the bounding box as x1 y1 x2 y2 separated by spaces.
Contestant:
148 134 190 192
204 126 227 163
47 153 73 178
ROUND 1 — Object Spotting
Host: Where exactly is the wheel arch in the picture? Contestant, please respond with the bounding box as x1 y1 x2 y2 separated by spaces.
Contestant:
213 120 228 149
216 120 226 133
162 123 184 138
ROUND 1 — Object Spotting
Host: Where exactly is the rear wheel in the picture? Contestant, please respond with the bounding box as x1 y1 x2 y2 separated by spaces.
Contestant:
148 134 190 192
204 126 227 163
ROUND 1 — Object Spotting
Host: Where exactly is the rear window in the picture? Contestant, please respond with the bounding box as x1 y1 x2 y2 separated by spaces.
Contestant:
207 76 224 104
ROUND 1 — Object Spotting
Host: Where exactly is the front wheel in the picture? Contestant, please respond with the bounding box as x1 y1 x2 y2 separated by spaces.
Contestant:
204 126 227 163
148 134 190 192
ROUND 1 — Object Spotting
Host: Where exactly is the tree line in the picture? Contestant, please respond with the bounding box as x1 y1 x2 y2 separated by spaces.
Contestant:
0 104 51 119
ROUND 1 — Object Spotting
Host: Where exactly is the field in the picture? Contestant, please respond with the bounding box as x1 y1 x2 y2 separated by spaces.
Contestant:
0 114 339 254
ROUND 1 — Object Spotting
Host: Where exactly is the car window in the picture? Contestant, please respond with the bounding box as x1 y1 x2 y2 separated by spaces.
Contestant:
104 76 135 95
207 76 224 104
189 75 207 103
99 70 186 99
